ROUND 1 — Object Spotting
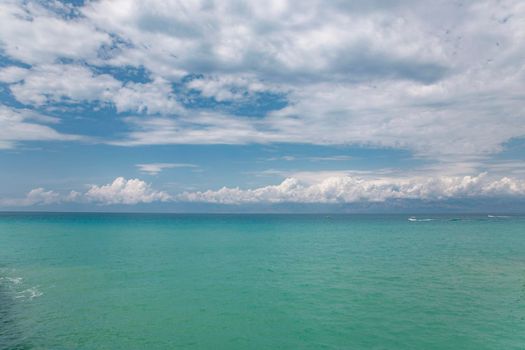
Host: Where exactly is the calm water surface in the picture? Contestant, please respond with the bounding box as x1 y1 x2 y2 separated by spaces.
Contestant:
1 213 524 349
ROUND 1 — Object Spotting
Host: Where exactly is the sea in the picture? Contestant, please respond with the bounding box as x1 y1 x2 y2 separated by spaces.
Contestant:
0 213 524 349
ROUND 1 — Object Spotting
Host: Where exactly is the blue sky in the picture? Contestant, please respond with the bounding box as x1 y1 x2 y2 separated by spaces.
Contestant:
0 0 524 212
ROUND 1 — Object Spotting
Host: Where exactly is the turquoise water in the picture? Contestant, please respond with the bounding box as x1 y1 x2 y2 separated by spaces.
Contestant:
0 213 524 349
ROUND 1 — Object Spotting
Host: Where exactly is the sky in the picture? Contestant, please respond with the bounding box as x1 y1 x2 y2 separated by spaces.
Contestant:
0 0 524 212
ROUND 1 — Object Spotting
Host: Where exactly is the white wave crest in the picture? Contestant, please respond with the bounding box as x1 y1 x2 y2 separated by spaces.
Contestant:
408 217 435 222
16 286 43 300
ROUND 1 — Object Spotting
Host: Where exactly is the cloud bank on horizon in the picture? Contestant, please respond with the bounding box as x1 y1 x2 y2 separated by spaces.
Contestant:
0 0 524 210
2 174 525 207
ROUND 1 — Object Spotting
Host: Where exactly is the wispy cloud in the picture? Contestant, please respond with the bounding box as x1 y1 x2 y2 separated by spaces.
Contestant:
265 155 352 162
136 163 198 175
0 106 84 149
308 156 353 162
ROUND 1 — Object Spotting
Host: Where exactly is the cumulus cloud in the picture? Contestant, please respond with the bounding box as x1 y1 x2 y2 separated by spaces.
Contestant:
85 177 171 204
0 105 83 149
136 163 197 175
0 188 60 206
0 177 171 207
179 173 525 204
2 173 525 207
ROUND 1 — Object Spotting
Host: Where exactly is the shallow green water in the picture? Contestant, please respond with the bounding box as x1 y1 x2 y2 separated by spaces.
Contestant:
1 213 524 349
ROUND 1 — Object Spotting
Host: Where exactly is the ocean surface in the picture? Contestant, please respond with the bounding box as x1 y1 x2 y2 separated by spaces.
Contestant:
0 213 524 349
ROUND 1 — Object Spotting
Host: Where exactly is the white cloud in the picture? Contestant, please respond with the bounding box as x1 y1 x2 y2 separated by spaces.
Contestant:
0 65 183 114
0 105 83 149
83 0 525 160
0 0 523 164
136 163 197 175
2 173 525 207
82 0 447 82
65 190 82 202
85 177 171 204
0 66 29 83
309 156 353 162
0 177 171 207
0 188 60 206
265 155 353 162
0 1 110 64
111 78 183 114
179 173 525 204
112 112 279 146
2 65 120 106
186 75 282 102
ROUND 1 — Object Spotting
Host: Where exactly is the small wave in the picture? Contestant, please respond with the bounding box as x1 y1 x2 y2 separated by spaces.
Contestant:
16 286 43 300
0 277 23 285
487 215 510 218
1 272 43 301
408 217 434 222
